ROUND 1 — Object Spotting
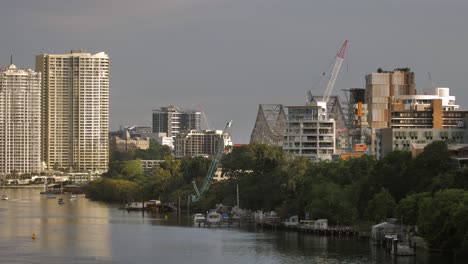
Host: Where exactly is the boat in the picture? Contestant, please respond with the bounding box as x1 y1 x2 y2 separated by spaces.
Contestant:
194 213 206 224
47 193 56 199
58 198 65 205
70 194 77 200
1 194 8 201
206 211 221 224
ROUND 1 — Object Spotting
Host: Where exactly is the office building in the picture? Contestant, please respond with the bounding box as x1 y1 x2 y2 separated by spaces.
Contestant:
36 50 109 173
0 64 42 175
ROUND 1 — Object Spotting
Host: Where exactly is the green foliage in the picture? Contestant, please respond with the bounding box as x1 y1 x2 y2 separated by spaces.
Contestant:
86 178 140 203
395 192 430 225
417 189 468 254
365 189 396 223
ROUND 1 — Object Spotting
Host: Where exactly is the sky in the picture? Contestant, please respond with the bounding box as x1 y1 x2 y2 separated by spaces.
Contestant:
1 0 467 143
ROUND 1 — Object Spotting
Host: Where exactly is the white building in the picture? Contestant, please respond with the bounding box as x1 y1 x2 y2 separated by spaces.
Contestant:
36 50 109 174
174 130 232 158
0 64 42 175
283 104 336 161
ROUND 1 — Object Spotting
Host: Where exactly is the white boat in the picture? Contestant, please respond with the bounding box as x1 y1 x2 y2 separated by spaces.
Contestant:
193 213 205 224
1 194 8 201
70 194 77 200
206 212 221 224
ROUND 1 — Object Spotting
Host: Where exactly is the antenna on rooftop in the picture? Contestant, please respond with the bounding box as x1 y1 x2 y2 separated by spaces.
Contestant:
10 48 13 65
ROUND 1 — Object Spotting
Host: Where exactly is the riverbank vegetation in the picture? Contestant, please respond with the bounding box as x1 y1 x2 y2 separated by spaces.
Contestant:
86 140 468 254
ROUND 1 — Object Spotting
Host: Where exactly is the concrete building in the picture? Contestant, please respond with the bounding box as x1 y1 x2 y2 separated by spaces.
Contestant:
0 64 42 175
374 88 468 159
36 50 109 173
365 68 416 129
110 130 150 153
174 129 232 158
152 105 201 139
375 127 466 159
283 104 336 161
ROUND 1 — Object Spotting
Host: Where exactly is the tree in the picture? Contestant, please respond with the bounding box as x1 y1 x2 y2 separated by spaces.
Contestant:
121 160 143 178
411 141 456 192
418 189 468 253
365 189 396 223
395 192 430 225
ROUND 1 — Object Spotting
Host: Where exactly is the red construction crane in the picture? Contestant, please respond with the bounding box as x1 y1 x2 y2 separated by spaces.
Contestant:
314 40 348 118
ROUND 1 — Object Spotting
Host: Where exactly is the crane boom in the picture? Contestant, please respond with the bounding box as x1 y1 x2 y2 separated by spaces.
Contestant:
191 120 232 202
322 40 347 104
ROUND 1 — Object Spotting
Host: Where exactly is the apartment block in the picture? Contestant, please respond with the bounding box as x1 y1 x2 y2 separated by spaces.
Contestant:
36 50 109 173
152 105 201 139
365 68 416 129
0 64 42 175
174 129 232 158
283 104 336 161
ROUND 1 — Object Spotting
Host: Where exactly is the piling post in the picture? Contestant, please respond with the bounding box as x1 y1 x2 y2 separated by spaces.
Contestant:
393 238 398 256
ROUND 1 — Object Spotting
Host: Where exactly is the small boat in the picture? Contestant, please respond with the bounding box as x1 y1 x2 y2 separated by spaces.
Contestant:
1 194 8 201
194 213 205 224
58 198 65 205
47 193 56 199
70 194 77 200
206 212 221 224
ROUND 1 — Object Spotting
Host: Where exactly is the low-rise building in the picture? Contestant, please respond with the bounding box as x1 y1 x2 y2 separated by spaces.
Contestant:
110 130 150 153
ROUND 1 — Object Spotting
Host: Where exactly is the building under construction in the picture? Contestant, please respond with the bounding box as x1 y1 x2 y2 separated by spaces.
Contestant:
250 104 287 147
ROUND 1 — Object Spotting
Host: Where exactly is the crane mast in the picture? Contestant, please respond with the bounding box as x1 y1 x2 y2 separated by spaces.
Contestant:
191 120 232 202
317 40 348 118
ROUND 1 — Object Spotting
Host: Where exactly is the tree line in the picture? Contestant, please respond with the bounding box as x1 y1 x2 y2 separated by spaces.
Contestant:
86 140 468 254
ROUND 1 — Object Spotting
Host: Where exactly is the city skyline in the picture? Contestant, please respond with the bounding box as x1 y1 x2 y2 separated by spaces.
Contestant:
1 0 467 143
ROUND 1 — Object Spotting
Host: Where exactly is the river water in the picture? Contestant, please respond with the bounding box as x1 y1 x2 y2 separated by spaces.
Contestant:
0 188 463 264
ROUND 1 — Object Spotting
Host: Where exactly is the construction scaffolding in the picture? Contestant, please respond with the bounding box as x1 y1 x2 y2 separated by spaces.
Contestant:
250 104 287 147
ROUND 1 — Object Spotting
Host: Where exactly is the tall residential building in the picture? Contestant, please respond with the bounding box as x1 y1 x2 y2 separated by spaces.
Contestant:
365 68 416 129
36 50 109 173
0 64 42 175
152 105 201 138
283 103 336 161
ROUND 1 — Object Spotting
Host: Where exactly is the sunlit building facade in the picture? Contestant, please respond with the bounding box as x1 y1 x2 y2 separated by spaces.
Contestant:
0 64 42 175
36 51 109 173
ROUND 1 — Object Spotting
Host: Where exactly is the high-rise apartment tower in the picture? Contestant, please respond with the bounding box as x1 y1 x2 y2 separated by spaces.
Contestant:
36 50 109 173
0 64 42 175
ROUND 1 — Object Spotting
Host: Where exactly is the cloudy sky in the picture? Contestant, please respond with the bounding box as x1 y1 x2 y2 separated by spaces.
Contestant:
1 0 467 143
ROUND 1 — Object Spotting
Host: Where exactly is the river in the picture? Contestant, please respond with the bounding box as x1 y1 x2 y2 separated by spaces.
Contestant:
0 188 463 264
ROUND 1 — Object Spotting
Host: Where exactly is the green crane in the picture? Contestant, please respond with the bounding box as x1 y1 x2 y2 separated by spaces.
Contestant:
191 120 232 202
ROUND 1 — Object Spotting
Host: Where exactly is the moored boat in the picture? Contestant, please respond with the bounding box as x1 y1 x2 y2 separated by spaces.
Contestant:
58 198 65 204
206 212 221 224
194 213 205 224
1 194 8 201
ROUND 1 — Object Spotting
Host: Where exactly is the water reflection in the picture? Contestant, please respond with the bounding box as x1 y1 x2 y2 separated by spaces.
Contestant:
0 188 466 264
0 188 111 262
